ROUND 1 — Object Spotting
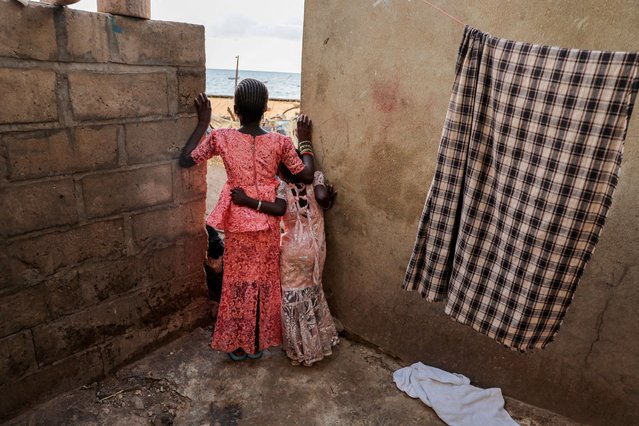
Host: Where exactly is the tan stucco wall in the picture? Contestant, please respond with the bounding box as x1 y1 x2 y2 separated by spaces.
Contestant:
302 1 639 424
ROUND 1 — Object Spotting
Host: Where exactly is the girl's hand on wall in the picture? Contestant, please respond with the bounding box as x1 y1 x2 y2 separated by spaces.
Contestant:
315 181 337 210
297 114 312 142
195 92 212 125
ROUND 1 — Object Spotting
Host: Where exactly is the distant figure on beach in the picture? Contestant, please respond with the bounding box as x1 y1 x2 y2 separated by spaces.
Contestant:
278 116 340 366
179 79 314 361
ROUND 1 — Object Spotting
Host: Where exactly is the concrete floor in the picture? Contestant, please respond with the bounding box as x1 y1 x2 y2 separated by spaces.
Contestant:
7 328 580 426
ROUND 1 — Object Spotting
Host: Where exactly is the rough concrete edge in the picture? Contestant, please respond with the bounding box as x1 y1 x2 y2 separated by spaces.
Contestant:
339 325 582 425
1 321 209 423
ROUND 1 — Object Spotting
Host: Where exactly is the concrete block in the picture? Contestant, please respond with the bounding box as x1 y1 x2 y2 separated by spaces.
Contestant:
174 161 207 201
74 125 120 169
81 164 173 218
177 68 205 113
178 297 211 329
5 130 69 180
77 241 201 304
7 219 125 286
78 256 145 304
153 237 206 282
0 330 38 385
63 8 110 62
0 286 48 338
110 17 204 66
140 273 206 328
0 68 57 124
102 297 209 373
125 117 194 164
4 126 118 180
32 291 149 365
155 236 207 279
0 348 103 422
0 1 57 61
131 201 205 246
45 270 83 319
0 149 7 180
68 71 169 120
39 0 82 6
97 0 150 19
0 250 10 289
0 179 78 237
101 327 162 374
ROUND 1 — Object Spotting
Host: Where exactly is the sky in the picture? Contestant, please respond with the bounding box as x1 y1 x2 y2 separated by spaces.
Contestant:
70 0 304 73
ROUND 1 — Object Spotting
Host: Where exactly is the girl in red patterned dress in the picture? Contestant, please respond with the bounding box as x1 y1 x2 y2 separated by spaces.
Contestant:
179 80 314 360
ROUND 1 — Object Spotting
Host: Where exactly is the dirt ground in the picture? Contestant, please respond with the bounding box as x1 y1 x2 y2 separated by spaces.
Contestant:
8 328 580 426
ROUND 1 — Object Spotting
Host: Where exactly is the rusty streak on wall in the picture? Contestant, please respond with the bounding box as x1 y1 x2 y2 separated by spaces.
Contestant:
0 1 208 420
302 0 639 424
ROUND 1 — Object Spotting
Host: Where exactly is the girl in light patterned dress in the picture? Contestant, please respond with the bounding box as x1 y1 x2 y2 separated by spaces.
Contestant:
278 134 339 366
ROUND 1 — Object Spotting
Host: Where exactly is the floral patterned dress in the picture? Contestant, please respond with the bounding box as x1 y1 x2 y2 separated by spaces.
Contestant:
280 171 339 366
191 128 304 354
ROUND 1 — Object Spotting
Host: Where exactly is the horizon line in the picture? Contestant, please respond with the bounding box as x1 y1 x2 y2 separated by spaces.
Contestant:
207 68 301 74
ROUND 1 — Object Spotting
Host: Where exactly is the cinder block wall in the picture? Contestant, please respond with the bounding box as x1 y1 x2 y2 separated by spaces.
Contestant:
302 0 639 424
0 1 208 419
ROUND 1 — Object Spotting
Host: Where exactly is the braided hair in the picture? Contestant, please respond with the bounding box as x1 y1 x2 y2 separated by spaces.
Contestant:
234 78 268 123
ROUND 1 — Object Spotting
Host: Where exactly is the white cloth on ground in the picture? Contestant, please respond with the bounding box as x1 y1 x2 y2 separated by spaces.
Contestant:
393 362 517 426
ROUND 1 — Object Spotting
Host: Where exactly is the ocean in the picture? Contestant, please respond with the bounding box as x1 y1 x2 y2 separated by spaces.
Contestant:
206 69 301 100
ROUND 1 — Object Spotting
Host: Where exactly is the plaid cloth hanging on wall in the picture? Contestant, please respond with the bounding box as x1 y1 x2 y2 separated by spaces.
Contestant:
403 26 639 351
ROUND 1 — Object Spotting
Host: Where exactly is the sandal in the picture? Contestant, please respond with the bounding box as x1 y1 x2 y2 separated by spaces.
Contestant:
228 349 248 361
247 350 264 359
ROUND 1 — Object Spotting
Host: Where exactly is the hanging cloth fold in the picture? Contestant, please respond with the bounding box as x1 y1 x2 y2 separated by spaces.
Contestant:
403 26 639 350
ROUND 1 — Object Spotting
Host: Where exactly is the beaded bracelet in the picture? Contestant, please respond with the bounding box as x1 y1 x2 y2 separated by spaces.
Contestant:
300 146 314 154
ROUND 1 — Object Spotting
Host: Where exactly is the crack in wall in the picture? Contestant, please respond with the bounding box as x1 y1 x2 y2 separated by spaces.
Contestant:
584 264 630 366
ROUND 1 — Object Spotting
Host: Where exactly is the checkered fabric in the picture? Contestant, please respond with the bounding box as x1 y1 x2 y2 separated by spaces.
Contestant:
403 26 639 350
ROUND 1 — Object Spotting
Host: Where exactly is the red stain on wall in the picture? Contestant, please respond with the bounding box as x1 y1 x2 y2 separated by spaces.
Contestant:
372 79 400 114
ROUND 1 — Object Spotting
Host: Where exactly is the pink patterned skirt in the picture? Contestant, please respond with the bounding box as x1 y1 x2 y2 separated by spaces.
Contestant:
211 227 282 354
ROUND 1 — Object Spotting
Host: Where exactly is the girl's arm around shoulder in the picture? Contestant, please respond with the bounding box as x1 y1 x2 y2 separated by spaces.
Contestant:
314 171 337 210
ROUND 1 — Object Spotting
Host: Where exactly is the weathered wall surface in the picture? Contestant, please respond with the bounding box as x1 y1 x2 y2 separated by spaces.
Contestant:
0 1 208 420
302 1 639 424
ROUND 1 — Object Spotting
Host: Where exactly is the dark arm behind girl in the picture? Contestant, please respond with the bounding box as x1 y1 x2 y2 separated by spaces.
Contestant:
230 187 287 216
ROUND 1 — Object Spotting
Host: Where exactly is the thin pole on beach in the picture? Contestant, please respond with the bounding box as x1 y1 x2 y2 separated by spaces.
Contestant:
234 56 240 89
